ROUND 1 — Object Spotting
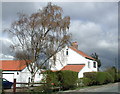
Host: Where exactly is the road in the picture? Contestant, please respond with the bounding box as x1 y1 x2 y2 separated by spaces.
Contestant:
58 82 120 94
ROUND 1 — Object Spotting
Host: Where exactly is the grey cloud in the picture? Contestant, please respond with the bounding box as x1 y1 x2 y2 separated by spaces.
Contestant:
2 2 46 29
70 20 118 69
2 2 36 21
1 2 118 69
55 2 118 32
0 38 14 56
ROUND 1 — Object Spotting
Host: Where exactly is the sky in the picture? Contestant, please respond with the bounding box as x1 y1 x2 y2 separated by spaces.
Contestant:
1 1 119 70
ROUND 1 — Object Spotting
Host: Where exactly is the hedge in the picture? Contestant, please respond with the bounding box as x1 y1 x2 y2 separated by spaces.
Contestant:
83 72 114 85
116 73 120 81
41 70 78 91
56 70 78 90
96 72 114 85
105 67 117 82
83 72 97 85
45 71 59 87
77 77 93 86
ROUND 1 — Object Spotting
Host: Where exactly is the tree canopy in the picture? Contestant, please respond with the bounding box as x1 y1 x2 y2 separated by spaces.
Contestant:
5 2 71 83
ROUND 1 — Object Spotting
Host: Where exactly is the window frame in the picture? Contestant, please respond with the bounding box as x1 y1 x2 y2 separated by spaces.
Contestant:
66 49 68 55
93 62 96 68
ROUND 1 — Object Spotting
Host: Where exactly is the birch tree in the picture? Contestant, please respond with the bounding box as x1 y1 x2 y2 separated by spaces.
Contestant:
5 3 71 83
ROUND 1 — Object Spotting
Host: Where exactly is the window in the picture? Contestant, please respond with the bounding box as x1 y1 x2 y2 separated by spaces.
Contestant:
66 49 68 55
17 72 19 75
88 61 90 68
93 62 96 68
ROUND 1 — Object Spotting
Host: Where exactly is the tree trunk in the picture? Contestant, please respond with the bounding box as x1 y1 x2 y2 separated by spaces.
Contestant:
31 73 35 87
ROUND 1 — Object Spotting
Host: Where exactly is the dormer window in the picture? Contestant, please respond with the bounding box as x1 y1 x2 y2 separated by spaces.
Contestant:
93 62 96 68
66 49 68 55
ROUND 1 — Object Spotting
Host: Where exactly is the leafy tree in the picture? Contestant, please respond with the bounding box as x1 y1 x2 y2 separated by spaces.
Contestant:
91 53 101 71
5 2 71 84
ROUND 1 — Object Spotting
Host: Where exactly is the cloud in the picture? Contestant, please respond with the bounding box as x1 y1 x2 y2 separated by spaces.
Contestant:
1 2 118 69
0 53 14 60
55 2 118 33
0 37 14 60
70 20 118 68
2 2 47 30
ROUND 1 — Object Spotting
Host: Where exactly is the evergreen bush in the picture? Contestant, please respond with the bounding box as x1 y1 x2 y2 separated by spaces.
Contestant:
84 72 114 85
56 70 78 90
41 70 78 91
79 77 93 86
83 72 97 85
96 72 114 85
105 67 117 82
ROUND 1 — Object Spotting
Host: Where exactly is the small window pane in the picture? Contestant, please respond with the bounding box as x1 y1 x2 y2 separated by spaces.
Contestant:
93 62 96 68
66 49 68 55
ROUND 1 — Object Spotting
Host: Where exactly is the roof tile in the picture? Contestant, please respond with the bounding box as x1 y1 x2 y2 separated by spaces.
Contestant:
61 64 85 72
0 60 27 71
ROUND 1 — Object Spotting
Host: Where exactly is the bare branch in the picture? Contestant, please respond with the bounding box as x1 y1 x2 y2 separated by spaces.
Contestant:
5 2 71 83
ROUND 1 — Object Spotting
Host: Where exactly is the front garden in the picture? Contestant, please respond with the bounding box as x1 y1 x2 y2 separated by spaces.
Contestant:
31 67 120 93
2 67 120 94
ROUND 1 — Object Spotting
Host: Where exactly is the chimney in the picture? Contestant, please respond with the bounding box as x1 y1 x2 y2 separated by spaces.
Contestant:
71 42 78 49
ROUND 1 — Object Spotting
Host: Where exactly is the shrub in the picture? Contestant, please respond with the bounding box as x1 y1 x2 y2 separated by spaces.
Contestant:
79 77 93 86
105 67 117 82
41 70 78 91
96 72 114 85
39 70 59 93
116 70 120 82
56 70 78 90
46 71 59 86
84 72 114 85
83 72 97 85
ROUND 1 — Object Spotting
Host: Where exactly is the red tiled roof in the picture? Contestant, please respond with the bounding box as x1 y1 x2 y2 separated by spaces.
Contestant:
69 47 95 60
0 60 28 71
61 64 85 72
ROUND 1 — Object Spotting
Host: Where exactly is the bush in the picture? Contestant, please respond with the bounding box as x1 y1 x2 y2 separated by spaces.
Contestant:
45 71 59 86
105 67 117 82
77 77 93 86
116 70 120 82
56 70 78 90
96 72 114 85
41 70 78 91
39 70 59 93
84 72 114 85
83 72 97 85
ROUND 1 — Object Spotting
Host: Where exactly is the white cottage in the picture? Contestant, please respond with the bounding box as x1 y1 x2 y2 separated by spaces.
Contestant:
0 60 42 86
49 42 98 78
0 42 98 84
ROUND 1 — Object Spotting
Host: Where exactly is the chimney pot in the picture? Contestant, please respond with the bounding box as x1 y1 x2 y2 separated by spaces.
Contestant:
71 42 78 49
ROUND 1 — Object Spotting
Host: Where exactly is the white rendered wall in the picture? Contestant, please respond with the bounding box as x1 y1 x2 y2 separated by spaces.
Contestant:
49 48 67 70
50 46 98 78
2 71 16 82
2 68 43 87
66 48 89 65
78 59 98 78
